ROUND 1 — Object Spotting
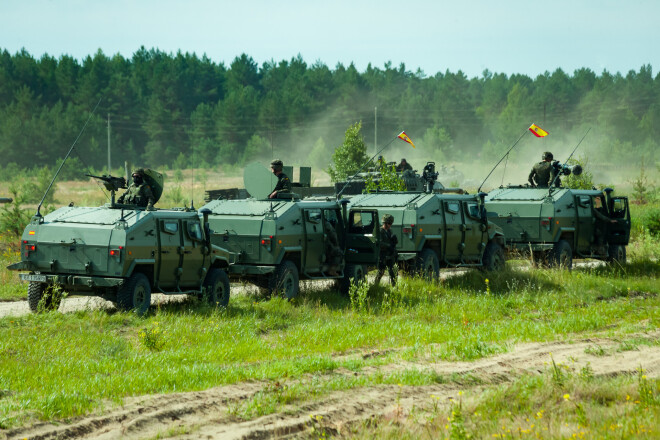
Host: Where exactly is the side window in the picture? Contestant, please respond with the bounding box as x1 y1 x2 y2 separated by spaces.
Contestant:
465 202 480 219
577 196 591 208
349 211 375 234
612 198 627 218
187 222 203 241
306 209 321 224
162 221 178 234
446 202 460 214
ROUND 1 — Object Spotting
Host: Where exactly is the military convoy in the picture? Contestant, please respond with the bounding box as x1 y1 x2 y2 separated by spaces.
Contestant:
6 146 633 314
8 171 236 313
485 186 630 268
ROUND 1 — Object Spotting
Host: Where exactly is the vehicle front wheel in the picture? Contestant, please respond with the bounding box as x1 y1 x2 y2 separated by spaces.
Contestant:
117 272 151 314
607 244 626 265
416 248 440 280
269 260 299 299
27 282 63 313
549 240 573 269
339 264 366 296
202 268 230 307
482 241 506 271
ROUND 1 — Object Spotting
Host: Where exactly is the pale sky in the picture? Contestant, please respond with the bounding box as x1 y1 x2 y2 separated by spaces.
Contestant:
1 0 658 78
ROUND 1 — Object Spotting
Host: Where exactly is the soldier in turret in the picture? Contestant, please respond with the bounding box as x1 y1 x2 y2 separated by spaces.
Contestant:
118 168 156 210
268 159 292 199
528 151 560 188
374 214 398 286
396 158 413 172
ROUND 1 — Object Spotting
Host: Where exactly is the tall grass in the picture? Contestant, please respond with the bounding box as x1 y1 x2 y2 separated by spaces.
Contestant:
0 262 658 428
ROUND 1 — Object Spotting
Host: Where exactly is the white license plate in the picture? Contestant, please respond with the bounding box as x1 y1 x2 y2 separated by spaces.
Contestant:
21 274 47 282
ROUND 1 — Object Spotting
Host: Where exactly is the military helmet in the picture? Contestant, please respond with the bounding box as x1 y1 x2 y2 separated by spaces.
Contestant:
132 168 145 177
270 159 283 170
542 151 553 160
382 214 394 224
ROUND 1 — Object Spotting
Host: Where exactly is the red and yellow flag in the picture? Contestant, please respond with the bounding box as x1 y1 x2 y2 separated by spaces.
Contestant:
397 131 416 148
529 123 548 138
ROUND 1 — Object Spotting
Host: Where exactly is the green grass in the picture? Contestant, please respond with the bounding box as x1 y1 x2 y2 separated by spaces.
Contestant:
0 260 658 429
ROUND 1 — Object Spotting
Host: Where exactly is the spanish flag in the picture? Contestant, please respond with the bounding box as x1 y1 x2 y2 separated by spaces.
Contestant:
397 131 416 148
529 123 548 138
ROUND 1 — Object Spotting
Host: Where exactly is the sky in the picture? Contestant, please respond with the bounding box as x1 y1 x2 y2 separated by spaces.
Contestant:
1 0 658 78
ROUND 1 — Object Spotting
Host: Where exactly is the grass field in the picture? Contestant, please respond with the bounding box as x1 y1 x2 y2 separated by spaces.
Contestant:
0 175 658 438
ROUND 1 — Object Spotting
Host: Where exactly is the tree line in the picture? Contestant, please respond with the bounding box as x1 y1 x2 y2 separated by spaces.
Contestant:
0 47 657 175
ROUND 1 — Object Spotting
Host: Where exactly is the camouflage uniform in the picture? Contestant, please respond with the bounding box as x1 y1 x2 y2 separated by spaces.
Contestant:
324 220 343 275
269 159 292 198
374 214 398 286
528 152 560 188
118 169 155 209
396 159 413 172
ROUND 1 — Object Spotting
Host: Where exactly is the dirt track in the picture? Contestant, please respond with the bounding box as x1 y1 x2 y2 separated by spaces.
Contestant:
4 331 659 440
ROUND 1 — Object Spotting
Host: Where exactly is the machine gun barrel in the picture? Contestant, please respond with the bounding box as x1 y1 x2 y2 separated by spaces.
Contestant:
86 174 127 192
0 197 13 203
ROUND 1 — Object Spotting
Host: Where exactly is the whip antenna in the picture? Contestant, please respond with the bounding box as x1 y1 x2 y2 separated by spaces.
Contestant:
478 127 528 193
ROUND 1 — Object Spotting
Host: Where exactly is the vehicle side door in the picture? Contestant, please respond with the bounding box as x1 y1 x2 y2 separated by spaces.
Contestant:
179 219 206 288
157 219 181 289
442 200 464 263
608 197 631 245
574 195 593 252
462 200 486 261
302 208 325 273
345 210 379 265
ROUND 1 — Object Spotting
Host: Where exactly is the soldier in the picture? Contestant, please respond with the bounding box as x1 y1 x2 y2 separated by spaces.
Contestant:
528 151 560 188
396 158 413 172
323 211 343 276
374 214 398 286
593 196 617 254
117 168 156 210
268 159 292 199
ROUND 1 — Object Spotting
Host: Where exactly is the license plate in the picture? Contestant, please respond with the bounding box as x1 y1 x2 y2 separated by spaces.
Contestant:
21 274 47 283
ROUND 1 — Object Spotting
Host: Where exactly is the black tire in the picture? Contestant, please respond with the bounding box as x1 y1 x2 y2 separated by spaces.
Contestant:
548 240 573 269
269 260 299 299
416 248 440 280
117 272 151 314
27 282 62 313
202 268 231 307
607 244 626 265
339 264 366 296
482 241 506 271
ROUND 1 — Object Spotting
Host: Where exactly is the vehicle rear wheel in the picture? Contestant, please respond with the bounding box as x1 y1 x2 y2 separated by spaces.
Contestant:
549 240 573 269
202 268 230 307
416 248 440 280
117 273 151 314
269 260 299 299
27 282 62 313
482 241 505 271
339 264 366 296
607 244 626 265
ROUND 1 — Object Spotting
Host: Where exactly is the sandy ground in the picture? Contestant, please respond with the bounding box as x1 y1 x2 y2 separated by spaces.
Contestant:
3 329 658 440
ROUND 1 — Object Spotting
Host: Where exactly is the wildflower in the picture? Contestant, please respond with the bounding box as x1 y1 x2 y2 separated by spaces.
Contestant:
563 394 570 401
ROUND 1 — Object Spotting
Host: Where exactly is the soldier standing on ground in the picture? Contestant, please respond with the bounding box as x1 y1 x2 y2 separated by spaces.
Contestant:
396 158 413 172
268 159 292 199
528 151 560 188
374 214 398 286
117 168 156 210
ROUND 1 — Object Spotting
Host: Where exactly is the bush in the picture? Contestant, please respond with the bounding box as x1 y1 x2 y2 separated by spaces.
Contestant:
327 122 368 182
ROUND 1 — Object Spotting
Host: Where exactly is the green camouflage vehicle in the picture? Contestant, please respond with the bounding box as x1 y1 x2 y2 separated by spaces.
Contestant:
8 171 236 313
484 186 631 268
347 191 506 278
202 197 378 298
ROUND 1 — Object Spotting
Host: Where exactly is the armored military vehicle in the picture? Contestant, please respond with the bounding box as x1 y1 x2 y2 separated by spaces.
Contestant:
347 191 506 278
201 163 380 297
485 186 630 268
8 171 236 313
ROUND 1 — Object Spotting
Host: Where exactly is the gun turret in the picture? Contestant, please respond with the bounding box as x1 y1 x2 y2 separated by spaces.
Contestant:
422 162 439 193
